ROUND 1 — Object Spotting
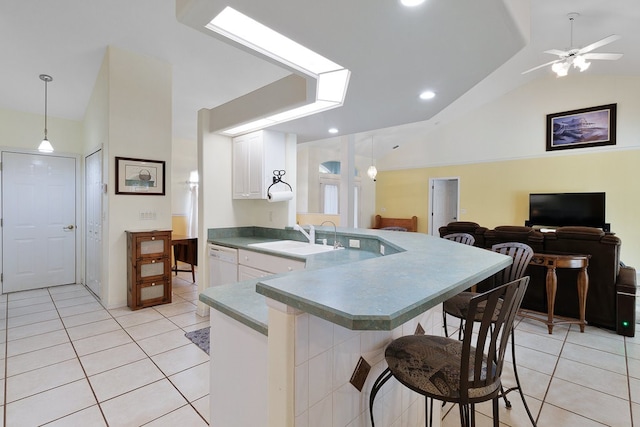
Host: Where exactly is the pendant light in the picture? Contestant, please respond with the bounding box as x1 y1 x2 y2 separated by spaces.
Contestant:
367 136 377 180
38 74 54 153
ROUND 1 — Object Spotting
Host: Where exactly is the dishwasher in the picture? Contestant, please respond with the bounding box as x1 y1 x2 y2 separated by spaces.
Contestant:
208 244 238 287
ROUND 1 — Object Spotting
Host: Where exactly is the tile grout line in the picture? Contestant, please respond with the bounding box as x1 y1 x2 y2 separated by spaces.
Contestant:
3 279 208 425
624 336 635 427
102 284 209 425
6 284 206 425
47 286 111 426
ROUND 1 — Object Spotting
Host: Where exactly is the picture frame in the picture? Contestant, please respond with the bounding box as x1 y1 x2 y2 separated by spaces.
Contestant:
115 156 165 195
546 103 616 151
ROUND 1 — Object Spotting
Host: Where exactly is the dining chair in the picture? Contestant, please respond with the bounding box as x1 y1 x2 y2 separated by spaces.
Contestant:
442 232 476 246
442 241 536 425
370 277 529 427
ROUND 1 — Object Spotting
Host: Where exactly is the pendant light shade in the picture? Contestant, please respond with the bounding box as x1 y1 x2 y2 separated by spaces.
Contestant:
367 165 378 180
367 137 377 180
38 74 54 153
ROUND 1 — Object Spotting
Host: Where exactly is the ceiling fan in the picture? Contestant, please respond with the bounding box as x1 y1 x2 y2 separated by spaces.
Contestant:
522 12 623 77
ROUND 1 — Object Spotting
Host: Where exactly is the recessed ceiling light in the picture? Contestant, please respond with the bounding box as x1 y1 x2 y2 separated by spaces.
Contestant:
401 0 426 7
419 90 436 100
328 128 339 134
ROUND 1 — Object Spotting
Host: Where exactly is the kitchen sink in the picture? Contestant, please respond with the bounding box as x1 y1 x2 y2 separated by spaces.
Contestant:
248 240 343 256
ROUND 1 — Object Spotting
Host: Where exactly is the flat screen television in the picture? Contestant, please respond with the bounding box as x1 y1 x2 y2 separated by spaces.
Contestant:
527 192 607 230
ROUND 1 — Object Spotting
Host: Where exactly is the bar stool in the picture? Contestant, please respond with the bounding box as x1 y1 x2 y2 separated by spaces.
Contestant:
443 242 537 426
370 277 529 427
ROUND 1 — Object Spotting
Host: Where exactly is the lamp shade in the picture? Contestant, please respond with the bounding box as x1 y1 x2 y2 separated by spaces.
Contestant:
367 165 378 180
38 138 54 153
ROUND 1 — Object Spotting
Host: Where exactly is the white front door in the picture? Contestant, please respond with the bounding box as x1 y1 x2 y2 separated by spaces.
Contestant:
2 151 77 293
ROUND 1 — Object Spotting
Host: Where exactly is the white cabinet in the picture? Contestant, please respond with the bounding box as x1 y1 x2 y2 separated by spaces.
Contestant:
238 249 305 277
233 130 286 199
238 264 273 281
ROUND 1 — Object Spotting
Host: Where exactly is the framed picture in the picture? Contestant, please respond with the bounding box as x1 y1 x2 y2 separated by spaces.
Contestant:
546 103 616 151
115 157 165 195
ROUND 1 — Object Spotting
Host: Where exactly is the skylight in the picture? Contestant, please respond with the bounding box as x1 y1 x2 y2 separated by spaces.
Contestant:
205 7 351 136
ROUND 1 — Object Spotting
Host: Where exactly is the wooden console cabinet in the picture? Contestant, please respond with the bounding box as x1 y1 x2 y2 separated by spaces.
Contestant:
126 230 172 310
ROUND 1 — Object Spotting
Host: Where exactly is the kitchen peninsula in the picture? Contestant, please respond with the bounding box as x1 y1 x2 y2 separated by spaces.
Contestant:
200 226 511 427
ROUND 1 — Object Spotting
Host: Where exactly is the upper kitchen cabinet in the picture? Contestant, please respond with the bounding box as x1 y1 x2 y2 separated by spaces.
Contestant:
233 130 286 199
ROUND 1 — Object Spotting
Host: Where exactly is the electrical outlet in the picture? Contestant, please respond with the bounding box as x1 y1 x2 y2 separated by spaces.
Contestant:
349 357 371 392
349 239 360 248
380 244 385 255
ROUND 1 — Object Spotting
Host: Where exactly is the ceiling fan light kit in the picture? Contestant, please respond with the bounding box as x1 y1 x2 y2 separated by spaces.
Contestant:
523 12 622 77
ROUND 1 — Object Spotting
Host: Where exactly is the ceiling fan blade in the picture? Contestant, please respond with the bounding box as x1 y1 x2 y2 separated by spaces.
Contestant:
521 59 562 75
578 34 621 54
544 49 569 57
582 52 623 61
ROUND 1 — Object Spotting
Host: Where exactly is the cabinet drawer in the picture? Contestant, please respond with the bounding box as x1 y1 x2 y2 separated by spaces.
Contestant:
133 279 171 309
238 264 273 281
138 236 170 258
238 249 305 274
135 257 170 281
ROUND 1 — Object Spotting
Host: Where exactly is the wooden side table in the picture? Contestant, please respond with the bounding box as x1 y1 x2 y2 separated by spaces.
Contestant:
171 234 197 282
521 253 590 334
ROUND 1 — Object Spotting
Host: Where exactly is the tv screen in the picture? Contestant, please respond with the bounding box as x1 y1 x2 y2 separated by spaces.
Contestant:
528 192 606 228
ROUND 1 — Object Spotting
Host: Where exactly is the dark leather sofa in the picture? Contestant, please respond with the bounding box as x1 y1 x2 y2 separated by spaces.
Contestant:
439 222 637 336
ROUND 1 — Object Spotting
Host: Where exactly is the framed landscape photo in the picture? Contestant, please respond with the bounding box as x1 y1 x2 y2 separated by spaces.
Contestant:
116 157 165 195
546 103 617 151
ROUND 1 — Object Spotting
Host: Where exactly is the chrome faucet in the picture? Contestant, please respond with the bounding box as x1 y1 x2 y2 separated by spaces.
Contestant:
320 220 342 249
293 224 315 244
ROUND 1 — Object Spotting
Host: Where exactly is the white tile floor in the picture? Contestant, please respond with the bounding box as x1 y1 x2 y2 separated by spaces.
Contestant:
1 270 638 426
0 271 210 427
441 313 640 427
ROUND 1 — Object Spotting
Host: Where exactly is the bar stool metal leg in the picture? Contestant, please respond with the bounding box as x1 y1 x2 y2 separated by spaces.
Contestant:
501 329 537 426
369 368 393 427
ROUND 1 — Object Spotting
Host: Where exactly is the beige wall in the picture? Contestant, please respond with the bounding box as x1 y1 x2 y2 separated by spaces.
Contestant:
376 75 640 266
91 46 173 308
377 150 640 264
0 107 83 152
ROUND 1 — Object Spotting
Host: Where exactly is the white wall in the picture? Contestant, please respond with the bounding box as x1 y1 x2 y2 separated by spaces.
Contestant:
103 46 173 308
172 137 198 215
296 139 376 228
82 51 110 303
380 75 640 170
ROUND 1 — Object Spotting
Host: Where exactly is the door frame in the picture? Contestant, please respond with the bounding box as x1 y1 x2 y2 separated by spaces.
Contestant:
428 177 460 235
84 147 104 300
0 147 82 292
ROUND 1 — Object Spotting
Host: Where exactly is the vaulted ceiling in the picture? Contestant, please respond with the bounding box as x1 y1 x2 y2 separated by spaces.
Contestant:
1 0 638 154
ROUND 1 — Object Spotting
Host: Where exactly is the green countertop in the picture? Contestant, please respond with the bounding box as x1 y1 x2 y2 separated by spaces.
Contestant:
200 226 511 335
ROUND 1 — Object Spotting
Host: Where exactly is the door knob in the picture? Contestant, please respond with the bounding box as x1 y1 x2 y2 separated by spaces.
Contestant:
63 225 75 230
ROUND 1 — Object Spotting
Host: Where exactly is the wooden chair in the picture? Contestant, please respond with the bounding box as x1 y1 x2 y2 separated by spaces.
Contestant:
442 232 476 246
443 242 536 426
370 277 529 427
